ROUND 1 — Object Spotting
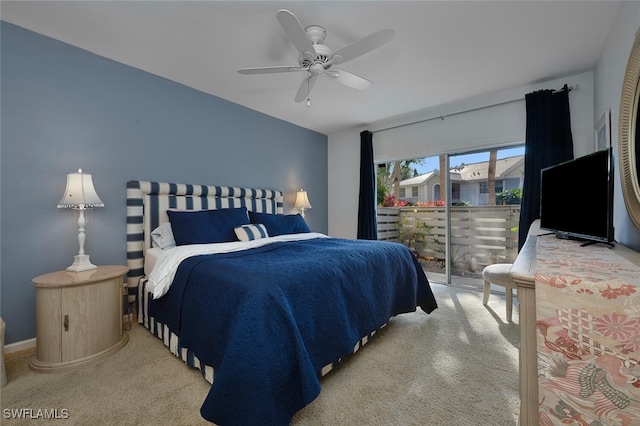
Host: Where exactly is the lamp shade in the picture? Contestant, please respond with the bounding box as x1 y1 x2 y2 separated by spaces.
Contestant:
57 169 104 209
294 189 312 211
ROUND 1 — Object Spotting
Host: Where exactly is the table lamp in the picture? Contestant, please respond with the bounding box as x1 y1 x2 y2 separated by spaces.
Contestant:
294 189 312 218
58 169 104 272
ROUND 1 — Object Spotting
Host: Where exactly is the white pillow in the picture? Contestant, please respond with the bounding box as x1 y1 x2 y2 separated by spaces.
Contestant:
234 224 269 242
151 222 176 249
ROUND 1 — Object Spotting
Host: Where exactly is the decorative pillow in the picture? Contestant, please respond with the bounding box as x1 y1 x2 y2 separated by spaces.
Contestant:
150 222 176 249
234 224 269 242
167 207 249 245
248 211 310 236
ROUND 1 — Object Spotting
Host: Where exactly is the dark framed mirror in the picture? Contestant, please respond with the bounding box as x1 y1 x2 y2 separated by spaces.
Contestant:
619 28 640 231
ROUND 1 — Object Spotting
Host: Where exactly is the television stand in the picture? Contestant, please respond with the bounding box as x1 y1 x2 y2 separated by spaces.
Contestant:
554 231 614 247
579 240 614 248
537 232 556 237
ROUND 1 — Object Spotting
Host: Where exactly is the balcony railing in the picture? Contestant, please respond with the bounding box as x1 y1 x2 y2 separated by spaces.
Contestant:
377 206 521 271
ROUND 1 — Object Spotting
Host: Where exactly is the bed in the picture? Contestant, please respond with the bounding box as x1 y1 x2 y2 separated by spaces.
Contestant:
126 180 437 425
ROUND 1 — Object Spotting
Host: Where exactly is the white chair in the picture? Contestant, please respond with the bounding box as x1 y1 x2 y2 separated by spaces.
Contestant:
482 264 516 321
481 220 542 322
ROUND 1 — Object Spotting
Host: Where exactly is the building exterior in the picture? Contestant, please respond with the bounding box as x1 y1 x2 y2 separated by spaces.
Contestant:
399 155 524 206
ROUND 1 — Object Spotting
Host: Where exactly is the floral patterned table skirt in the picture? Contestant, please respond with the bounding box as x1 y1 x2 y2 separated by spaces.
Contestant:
534 236 640 425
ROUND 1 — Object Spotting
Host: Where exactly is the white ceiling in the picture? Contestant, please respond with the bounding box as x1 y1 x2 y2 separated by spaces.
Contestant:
1 1 621 135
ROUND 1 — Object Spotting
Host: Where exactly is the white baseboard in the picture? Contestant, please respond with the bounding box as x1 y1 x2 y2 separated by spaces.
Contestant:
5 317 130 357
5 338 36 356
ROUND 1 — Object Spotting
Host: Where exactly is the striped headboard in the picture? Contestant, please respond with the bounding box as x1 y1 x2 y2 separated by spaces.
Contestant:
125 180 284 295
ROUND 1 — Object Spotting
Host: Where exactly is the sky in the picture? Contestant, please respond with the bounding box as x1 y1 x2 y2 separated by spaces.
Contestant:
413 146 525 175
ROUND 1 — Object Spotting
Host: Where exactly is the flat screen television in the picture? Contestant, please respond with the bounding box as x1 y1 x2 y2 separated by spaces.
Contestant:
539 147 614 244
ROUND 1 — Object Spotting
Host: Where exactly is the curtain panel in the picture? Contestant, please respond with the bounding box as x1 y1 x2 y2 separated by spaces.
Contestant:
357 131 378 240
518 88 574 250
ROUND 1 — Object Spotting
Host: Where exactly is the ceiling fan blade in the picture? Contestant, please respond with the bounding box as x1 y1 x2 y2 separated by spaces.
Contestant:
295 75 317 103
332 29 395 64
327 69 372 90
277 9 316 59
238 66 305 75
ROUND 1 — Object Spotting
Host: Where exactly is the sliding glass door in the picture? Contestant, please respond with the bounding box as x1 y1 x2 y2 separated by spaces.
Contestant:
377 145 524 290
447 147 523 289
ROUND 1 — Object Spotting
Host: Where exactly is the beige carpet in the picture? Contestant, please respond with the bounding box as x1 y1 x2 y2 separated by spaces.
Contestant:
1 284 520 425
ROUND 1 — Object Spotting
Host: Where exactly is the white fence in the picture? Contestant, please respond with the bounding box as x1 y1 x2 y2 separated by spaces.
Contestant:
377 206 521 269
376 207 401 241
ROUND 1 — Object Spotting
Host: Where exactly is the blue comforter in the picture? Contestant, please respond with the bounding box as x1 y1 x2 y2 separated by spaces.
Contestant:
151 237 437 425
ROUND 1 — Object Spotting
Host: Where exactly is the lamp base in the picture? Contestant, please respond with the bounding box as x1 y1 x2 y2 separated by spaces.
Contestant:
66 254 97 272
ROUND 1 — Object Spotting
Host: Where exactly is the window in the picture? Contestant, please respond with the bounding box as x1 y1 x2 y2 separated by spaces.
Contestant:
412 186 419 197
479 181 503 194
399 188 406 198
451 183 461 202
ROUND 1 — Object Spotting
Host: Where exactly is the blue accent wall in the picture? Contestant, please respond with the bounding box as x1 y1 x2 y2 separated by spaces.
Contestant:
0 22 328 344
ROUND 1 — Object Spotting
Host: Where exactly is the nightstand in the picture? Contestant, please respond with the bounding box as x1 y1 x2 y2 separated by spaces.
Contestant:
30 265 129 372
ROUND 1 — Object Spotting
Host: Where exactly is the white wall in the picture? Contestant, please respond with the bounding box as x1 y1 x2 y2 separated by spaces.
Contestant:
328 71 595 238
328 127 362 238
593 1 640 251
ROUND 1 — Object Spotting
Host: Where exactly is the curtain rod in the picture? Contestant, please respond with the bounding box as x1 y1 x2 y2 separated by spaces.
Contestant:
373 84 575 135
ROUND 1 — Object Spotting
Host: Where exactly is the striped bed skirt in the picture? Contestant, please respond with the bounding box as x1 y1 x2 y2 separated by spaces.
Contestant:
137 278 385 383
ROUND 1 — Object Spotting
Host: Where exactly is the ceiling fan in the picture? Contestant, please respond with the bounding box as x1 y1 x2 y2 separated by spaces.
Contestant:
237 9 395 105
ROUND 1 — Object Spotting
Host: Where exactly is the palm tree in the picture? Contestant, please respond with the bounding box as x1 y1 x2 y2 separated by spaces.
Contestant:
391 160 402 198
439 155 447 204
488 149 497 205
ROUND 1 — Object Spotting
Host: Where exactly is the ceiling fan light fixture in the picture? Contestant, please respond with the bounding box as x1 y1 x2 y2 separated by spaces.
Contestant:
309 63 324 76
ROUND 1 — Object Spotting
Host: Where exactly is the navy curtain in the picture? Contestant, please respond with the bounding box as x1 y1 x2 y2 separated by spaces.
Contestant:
518 87 574 250
357 130 378 240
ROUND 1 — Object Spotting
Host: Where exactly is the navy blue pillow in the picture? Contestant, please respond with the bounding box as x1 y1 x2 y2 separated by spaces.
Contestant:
167 207 249 245
248 211 310 236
